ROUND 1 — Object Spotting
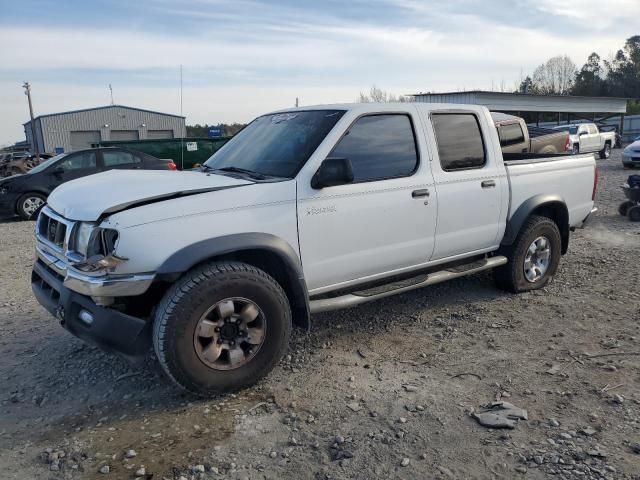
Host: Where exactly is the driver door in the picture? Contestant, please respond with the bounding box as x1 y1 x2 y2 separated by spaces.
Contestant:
297 110 437 293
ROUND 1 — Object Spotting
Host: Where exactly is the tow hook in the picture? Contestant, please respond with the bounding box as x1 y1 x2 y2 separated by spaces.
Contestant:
55 305 66 324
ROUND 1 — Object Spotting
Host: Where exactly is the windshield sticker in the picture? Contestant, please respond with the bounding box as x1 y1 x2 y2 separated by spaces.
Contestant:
271 113 298 124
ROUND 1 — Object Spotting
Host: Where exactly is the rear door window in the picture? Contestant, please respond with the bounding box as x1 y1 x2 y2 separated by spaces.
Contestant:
330 114 418 182
103 150 141 168
498 123 525 147
432 113 486 171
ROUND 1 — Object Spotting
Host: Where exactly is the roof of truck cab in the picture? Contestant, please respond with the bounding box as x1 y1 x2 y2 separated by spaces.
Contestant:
270 102 490 114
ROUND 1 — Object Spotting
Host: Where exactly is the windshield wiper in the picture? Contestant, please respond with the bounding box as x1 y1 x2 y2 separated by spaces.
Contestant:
213 166 268 180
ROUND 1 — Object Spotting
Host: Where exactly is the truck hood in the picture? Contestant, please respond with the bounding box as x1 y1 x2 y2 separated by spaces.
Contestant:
47 170 253 221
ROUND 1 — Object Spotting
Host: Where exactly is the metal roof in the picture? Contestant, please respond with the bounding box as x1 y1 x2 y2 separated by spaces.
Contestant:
409 91 628 114
23 104 185 125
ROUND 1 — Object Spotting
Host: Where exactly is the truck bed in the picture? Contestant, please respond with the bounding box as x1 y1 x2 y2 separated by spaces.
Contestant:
504 153 596 229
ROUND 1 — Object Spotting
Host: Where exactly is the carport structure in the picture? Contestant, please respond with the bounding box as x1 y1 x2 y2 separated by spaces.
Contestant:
409 91 628 138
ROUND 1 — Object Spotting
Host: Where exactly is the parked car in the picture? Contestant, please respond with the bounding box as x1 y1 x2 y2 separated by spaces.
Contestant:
553 123 616 158
622 139 640 168
0 147 176 219
31 103 597 396
492 112 570 154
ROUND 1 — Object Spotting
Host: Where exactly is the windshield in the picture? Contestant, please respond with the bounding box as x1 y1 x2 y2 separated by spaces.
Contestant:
203 110 345 178
555 126 578 135
28 153 67 174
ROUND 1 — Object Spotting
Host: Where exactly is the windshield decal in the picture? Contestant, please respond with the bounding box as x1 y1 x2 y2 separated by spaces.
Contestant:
271 113 298 124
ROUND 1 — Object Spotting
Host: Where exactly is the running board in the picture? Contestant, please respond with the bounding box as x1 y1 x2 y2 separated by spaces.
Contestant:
309 256 508 313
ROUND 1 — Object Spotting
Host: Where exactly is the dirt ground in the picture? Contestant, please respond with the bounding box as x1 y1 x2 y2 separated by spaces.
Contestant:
0 150 638 480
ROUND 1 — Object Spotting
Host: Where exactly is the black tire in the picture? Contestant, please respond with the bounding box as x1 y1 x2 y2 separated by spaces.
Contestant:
153 261 291 396
572 144 579 155
628 206 640 222
493 215 562 293
618 200 634 217
598 143 611 159
16 192 46 220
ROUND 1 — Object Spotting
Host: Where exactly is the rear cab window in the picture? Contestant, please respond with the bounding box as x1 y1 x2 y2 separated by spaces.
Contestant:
498 122 525 147
431 113 486 171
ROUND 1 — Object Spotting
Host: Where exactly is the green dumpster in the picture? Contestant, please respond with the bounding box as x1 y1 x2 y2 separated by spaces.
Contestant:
93 137 231 170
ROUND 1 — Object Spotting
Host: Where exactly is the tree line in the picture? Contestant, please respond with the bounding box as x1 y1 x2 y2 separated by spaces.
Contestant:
518 35 639 112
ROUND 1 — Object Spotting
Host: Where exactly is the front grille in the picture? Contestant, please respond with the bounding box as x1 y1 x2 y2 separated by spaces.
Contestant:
36 207 76 254
38 212 67 248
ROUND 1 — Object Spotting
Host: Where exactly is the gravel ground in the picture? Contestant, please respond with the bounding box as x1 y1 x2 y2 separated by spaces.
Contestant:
0 150 638 480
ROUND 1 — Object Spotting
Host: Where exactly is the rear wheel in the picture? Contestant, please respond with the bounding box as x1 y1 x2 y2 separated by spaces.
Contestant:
628 206 640 222
494 215 562 293
17 192 46 220
599 143 611 159
153 261 291 396
619 200 634 216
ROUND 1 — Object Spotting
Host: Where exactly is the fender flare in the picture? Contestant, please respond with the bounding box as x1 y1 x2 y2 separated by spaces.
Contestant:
502 194 569 253
156 233 311 330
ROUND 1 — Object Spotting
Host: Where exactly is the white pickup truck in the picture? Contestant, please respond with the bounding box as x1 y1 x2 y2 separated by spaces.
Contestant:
553 123 616 158
32 103 598 395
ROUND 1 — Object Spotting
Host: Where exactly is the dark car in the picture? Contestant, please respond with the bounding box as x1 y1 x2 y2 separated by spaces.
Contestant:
0 147 177 220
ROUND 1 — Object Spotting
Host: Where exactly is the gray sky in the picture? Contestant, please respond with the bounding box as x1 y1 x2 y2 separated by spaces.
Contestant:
1 0 638 146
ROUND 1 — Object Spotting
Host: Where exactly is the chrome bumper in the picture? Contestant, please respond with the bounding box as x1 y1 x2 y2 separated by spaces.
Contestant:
36 245 154 297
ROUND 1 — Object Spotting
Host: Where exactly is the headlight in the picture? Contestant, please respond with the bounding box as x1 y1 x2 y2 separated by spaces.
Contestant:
74 222 96 256
71 224 123 272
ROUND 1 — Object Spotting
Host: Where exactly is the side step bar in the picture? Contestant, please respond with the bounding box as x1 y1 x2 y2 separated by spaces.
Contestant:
309 256 508 313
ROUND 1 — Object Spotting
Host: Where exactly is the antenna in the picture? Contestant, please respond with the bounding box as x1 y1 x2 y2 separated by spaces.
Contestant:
180 64 184 171
109 84 114 105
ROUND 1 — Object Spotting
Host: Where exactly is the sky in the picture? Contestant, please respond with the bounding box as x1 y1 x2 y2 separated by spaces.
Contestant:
0 0 639 145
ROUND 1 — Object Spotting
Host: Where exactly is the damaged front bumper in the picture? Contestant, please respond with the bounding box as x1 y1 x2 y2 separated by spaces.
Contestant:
36 245 154 297
31 253 152 357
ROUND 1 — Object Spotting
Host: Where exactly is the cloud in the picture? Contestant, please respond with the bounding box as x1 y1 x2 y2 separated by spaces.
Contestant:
0 0 638 145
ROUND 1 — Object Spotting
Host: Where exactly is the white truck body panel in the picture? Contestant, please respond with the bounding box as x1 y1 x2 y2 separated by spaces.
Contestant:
37 102 597 301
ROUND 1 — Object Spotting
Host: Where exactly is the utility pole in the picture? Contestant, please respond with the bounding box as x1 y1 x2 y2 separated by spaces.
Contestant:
109 84 114 105
295 97 299 108
22 81 40 161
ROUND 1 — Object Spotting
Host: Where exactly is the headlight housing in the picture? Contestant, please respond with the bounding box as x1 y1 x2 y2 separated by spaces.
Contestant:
71 222 122 272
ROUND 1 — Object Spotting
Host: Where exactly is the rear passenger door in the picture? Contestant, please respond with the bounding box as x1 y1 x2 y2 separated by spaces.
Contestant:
297 110 437 292
425 111 506 260
100 150 143 171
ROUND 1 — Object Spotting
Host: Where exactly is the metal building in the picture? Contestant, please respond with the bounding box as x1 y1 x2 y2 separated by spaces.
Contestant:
409 91 630 140
23 105 186 154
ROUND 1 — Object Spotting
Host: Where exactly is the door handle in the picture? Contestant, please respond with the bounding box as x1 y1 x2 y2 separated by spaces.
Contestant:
412 189 430 198
481 180 496 188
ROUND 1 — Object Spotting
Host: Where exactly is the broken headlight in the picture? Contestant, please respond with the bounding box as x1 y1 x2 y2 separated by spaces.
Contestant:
72 223 123 272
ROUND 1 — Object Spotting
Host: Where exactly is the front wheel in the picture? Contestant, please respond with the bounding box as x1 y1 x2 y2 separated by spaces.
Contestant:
153 261 291 396
572 144 580 155
494 215 562 293
619 200 634 217
628 206 640 222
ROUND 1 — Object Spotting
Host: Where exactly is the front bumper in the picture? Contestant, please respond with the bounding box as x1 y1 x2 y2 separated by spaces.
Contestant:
36 245 154 297
31 257 151 357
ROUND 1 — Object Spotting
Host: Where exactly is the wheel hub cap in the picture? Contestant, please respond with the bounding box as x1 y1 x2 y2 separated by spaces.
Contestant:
193 297 266 370
524 236 551 283
23 197 44 216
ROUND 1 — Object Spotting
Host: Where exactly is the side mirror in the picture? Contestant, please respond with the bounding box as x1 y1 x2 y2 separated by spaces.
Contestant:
52 166 64 176
311 157 354 189
579 131 587 136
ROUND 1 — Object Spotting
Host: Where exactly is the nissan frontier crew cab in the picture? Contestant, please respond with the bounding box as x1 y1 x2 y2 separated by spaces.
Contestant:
32 103 598 396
